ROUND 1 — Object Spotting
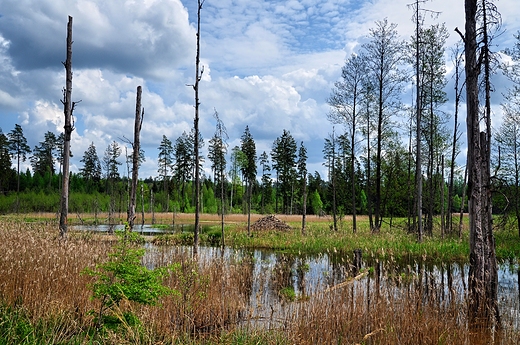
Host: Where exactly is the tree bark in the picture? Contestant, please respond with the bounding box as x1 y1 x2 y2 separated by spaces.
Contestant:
414 0 423 242
464 0 500 327
127 86 143 230
193 0 204 257
59 16 74 239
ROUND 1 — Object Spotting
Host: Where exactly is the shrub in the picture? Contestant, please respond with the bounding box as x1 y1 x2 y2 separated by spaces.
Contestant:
83 225 178 329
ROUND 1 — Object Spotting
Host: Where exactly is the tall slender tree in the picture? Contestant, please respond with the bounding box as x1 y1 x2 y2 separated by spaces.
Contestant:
0 130 12 193
297 142 308 235
328 54 366 233
79 142 102 183
241 126 256 236
259 151 271 214
323 130 338 231
207 109 228 249
447 43 464 234
60 15 76 238
271 130 297 215
191 0 205 257
127 86 144 230
362 19 406 231
157 135 174 197
461 0 500 327
7 124 31 195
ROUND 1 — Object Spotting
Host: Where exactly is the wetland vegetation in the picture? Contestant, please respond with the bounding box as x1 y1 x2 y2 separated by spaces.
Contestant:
0 213 518 344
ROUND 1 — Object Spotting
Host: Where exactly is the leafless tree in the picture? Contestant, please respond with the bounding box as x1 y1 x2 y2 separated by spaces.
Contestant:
461 0 500 328
127 86 144 230
59 16 79 239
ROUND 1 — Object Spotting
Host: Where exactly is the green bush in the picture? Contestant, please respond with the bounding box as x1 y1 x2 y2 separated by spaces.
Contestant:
83 225 178 329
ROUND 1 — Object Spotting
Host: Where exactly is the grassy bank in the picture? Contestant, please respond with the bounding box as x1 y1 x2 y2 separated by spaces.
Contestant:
3 212 520 263
0 219 518 344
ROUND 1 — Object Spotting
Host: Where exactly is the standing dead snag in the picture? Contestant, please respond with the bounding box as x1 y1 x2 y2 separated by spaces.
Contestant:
191 0 205 257
127 86 144 230
463 0 500 328
59 16 78 239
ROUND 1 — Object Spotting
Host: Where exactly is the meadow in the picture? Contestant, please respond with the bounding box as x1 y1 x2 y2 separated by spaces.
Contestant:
0 213 518 344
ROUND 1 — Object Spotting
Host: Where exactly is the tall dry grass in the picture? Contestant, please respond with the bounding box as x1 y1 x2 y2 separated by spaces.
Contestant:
0 221 251 342
0 220 518 344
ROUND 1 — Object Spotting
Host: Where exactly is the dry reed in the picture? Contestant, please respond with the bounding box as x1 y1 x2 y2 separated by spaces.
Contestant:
0 220 518 344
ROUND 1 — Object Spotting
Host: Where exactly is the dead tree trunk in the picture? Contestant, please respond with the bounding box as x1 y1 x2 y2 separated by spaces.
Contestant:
127 86 143 230
59 16 75 239
414 0 423 242
463 0 500 327
192 0 205 257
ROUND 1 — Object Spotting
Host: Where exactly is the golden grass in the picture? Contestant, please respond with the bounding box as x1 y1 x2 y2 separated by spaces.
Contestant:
0 219 517 344
5 211 341 225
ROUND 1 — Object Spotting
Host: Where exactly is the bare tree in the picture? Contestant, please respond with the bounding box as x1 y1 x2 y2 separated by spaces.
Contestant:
190 0 205 257
447 43 465 235
127 86 144 230
59 16 78 239
461 0 500 328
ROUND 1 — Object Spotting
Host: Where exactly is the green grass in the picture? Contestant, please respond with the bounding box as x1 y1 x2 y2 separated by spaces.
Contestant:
221 217 520 264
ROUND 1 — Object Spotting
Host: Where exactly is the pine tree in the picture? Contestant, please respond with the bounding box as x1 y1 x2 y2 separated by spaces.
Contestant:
157 135 174 193
241 126 256 235
259 151 271 214
103 141 122 181
7 124 31 193
80 142 102 183
31 131 58 177
0 130 13 193
271 130 297 215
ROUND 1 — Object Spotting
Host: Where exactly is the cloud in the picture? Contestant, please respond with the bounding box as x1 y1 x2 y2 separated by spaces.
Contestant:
0 0 194 80
1 0 520 181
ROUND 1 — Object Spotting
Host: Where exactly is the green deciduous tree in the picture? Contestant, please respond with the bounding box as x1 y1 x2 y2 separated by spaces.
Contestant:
362 18 406 232
328 54 366 233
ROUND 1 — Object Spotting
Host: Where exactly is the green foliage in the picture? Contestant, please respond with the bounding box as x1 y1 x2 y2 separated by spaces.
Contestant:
83 226 178 328
309 190 323 215
279 286 296 302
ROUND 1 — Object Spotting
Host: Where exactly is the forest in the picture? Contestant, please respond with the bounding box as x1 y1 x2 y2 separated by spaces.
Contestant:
1 18 519 238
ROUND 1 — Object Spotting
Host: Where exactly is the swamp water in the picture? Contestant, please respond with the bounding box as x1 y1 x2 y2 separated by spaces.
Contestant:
143 244 520 329
73 224 520 331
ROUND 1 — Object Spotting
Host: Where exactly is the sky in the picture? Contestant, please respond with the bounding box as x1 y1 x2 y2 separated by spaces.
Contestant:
0 0 519 181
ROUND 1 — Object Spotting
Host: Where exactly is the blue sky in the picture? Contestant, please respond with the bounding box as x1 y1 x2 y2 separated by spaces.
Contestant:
0 0 519 180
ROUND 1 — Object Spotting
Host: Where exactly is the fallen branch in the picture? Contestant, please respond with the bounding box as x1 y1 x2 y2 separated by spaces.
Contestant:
323 271 368 293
